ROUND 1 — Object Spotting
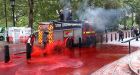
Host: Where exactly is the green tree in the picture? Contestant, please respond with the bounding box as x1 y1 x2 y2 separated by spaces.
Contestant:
28 0 34 29
0 0 139 30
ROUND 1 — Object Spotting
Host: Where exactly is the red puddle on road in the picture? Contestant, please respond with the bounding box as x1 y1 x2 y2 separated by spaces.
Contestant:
0 43 139 75
15 56 83 75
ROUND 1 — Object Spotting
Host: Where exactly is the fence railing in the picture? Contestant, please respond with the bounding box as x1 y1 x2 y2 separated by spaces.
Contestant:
96 30 133 43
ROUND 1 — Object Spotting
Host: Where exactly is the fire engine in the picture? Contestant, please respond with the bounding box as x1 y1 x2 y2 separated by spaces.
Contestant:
37 20 96 47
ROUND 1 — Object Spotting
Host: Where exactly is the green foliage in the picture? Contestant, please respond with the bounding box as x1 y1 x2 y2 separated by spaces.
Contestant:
136 13 140 25
16 16 28 27
0 0 139 30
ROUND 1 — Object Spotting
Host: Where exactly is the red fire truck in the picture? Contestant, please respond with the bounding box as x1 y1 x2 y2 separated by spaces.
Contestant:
37 21 96 47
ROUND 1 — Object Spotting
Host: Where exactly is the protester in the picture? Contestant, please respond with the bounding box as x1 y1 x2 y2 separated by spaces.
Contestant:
66 37 74 48
43 32 48 48
133 28 139 41
118 29 124 41
31 34 35 46
57 8 72 21
131 26 135 37
56 9 64 21
27 34 35 46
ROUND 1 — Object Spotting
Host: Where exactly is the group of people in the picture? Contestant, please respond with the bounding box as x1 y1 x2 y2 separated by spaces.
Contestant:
26 32 48 59
118 27 139 42
27 31 48 48
56 8 72 21
132 27 139 41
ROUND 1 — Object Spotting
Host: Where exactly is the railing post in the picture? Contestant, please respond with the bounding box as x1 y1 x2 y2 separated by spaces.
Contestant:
128 32 130 37
106 34 108 42
115 33 117 41
111 34 113 41
100 35 103 43
122 38 136 54
125 32 127 38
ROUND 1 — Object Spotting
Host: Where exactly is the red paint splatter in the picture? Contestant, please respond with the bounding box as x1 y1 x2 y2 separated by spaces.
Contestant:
31 40 66 57
31 46 43 57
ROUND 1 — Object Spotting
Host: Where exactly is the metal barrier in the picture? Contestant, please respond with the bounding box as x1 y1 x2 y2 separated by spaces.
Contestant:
97 30 132 43
121 37 135 54
121 36 139 74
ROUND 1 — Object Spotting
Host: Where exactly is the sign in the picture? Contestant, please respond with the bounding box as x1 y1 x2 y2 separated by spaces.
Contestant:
54 22 82 30
64 29 73 37
8 27 31 43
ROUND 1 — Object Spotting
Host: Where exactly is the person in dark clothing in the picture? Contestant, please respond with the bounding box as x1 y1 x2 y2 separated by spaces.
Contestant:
31 34 35 46
66 37 74 48
26 34 35 61
118 29 124 41
133 28 139 41
131 26 135 37
43 32 48 48
67 9 72 21
58 9 64 21
78 37 82 48
27 34 35 47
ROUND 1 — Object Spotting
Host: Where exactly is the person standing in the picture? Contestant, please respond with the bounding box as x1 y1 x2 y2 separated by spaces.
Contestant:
131 26 135 37
118 29 124 41
31 34 35 46
134 28 139 41
58 9 64 21
27 34 35 46
43 32 48 48
26 34 35 61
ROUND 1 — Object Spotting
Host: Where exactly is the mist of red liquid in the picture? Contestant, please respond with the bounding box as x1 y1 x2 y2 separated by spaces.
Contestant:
31 46 43 57
31 40 66 57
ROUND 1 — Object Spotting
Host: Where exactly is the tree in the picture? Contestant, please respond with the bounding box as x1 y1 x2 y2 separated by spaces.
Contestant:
136 12 140 32
0 0 139 30
28 0 34 29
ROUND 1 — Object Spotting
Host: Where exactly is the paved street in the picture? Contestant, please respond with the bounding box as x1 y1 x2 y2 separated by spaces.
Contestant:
92 37 140 75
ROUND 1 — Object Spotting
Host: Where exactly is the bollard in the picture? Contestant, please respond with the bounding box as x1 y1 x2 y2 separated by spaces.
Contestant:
94 36 97 46
100 35 103 43
79 37 82 48
4 45 10 63
26 43 32 60
111 34 113 41
128 32 130 37
125 32 127 38
115 33 117 41
106 34 108 42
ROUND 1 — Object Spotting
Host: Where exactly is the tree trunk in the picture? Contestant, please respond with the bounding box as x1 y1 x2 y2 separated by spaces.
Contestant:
132 12 134 26
28 0 34 29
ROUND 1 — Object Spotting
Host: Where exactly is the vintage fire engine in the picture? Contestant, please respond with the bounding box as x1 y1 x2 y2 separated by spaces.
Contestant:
37 20 96 47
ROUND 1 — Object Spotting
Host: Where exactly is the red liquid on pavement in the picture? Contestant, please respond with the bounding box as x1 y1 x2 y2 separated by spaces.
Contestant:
0 43 138 75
